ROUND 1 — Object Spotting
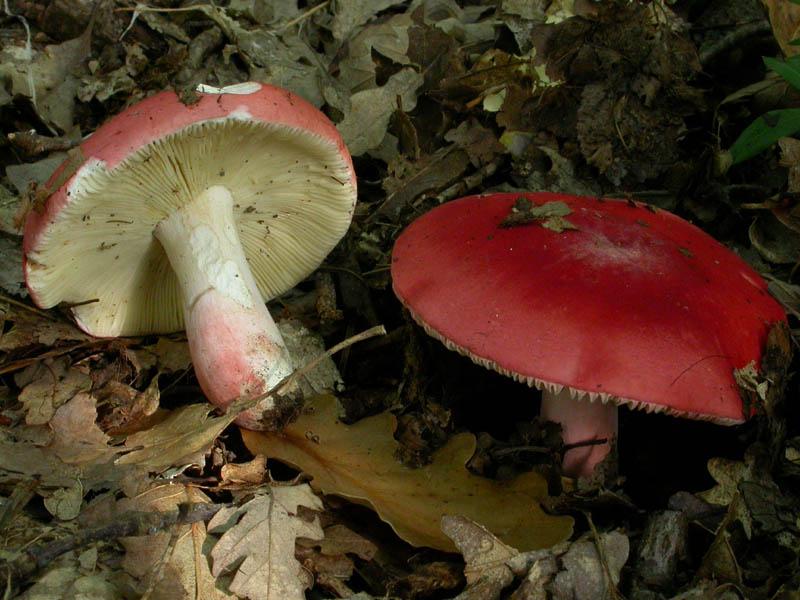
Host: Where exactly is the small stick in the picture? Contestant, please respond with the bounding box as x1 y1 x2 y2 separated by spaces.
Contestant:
227 325 387 419
0 503 228 588
0 294 56 321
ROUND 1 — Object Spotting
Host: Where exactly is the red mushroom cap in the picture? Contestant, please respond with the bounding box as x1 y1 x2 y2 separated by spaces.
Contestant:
391 193 787 424
24 82 357 337
24 83 354 238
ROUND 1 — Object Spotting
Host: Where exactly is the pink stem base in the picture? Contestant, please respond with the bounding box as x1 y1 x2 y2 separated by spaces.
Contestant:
154 185 293 429
540 388 618 478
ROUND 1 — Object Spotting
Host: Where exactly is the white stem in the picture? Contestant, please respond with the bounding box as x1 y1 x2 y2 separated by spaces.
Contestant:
154 185 293 428
540 388 618 478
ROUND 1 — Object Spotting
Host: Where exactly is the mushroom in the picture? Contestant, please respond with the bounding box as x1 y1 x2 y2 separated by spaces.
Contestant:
23 82 357 429
391 193 786 477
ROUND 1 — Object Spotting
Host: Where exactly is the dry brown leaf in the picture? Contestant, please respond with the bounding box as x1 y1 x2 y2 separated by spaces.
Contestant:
337 67 424 156
96 379 161 436
444 119 507 167
295 522 378 596
442 515 517 600
763 0 800 56
49 392 116 465
242 394 574 552
207 486 324 600
698 457 754 538
138 337 193 374
119 485 234 600
17 358 92 425
116 404 236 471
331 0 407 41
0 440 80 489
219 454 268 487
16 565 124 600
337 12 413 92
550 532 629 599
312 523 377 561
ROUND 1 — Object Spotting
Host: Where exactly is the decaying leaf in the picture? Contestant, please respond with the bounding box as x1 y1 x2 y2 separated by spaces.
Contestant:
134 336 193 375
698 457 755 537
118 485 233 599
116 404 236 471
550 532 629 599
42 479 83 521
17 358 92 425
0 306 91 352
49 392 116 466
208 486 324 600
330 0 407 41
242 394 573 552
499 197 577 231
763 0 800 56
219 454 268 488
16 565 123 600
278 319 343 397
336 11 413 91
0 439 80 489
337 67 424 156
296 523 376 598
442 515 517 600
376 145 471 221
0 30 90 131
748 213 800 264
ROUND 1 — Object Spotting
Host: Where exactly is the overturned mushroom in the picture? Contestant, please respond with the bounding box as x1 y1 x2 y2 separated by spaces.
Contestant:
24 82 357 429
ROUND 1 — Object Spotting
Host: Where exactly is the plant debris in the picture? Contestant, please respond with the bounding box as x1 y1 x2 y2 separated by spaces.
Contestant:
1 0 800 598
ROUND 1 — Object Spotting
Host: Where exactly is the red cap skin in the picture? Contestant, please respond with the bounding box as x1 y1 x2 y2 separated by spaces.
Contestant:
391 193 787 475
24 83 356 264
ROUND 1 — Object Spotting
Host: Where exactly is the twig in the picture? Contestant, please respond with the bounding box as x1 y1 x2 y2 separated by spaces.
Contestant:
584 511 626 600
276 0 330 32
0 503 229 589
0 340 104 376
0 294 56 321
139 525 184 600
432 157 503 205
698 20 771 67
226 325 386 419
0 482 38 533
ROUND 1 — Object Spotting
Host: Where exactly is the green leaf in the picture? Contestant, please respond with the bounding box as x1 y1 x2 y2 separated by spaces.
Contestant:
764 56 800 90
729 109 800 165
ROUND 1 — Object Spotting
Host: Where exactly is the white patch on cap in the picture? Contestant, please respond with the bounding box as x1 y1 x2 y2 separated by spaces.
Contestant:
228 106 254 120
195 82 262 95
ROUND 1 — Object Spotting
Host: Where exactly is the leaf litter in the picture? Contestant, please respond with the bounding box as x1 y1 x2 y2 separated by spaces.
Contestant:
1 0 800 599
242 393 574 552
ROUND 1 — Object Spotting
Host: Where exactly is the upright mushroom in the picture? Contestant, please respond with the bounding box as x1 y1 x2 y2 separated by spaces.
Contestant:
391 193 786 477
23 82 357 429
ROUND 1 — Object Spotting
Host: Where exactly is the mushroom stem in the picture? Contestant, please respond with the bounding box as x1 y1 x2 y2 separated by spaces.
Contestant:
154 185 293 428
540 389 618 478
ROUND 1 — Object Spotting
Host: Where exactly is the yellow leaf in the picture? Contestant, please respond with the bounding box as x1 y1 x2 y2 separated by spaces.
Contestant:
242 394 573 552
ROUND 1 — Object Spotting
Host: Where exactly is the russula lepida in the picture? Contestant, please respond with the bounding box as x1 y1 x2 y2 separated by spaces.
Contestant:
391 193 786 477
24 82 357 429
